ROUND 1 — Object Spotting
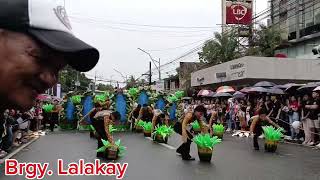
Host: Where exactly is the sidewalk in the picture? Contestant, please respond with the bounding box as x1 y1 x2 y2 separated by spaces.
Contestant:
0 130 45 164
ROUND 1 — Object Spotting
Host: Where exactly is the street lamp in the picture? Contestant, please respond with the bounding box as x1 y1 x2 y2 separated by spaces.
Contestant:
137 48 161 80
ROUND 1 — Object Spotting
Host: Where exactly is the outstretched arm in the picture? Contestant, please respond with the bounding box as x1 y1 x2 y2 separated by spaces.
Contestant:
104 115 114 144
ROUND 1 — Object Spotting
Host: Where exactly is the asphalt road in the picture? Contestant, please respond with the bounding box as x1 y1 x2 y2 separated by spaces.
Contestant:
1 130 320 180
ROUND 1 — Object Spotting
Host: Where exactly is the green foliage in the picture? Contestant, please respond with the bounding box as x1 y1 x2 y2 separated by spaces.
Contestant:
59 66 92 92
246 24 284 57
128 87 140 101
71 95 82 105
262 126 284 141
152 125 174 140
212 124 225 134
94 94 107 104
97 84 114 91
109 125 117 134
191 121 201 130
175 91 184 99
135 120 145 127
43 104 54 113
193 134 221 150
142 122 152 132
198 31 240 65
96 139 126 157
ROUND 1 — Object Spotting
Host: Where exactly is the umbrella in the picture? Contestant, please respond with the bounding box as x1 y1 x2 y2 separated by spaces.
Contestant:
248 87 270 93
197 90 214 97
239 87 252 93
216 86 235 93
233 91 246 98
314 86 320 91
213 92 232 98
253 81 277 87
285 83 305 92
274 83 299 89
36 94 51 101
297 82 320 91
267 88 285 95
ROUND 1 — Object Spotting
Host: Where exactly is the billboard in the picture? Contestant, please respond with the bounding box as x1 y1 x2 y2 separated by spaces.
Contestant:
226 1 252 25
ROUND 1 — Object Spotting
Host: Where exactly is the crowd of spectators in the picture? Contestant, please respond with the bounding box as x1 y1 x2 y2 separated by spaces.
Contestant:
181 91 320 148
0 99 59 158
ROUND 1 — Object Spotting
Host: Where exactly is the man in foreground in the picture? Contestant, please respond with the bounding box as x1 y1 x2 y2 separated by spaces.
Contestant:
0 0 99 112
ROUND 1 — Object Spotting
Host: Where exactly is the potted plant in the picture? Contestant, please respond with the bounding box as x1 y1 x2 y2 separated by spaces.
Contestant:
142 122 152 137
191 121 201 134
193 134 221 162
212 124 225 139
152 125 174 143
96 139 126 160
262 126 284 153
135 120 145 133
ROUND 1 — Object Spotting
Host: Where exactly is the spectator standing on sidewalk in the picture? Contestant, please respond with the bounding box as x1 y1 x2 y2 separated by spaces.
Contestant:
288 96 300 141
301 94 312 145
304 92 320 146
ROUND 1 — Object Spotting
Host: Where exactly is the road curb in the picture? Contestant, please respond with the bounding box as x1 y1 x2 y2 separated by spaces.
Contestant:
0 136 40 164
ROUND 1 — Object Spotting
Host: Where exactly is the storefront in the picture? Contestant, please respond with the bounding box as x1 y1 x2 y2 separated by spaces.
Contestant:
191 56 320 88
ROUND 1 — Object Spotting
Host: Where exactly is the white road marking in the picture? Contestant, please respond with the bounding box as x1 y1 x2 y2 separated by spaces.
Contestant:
159 143 176 150
144 137 176 150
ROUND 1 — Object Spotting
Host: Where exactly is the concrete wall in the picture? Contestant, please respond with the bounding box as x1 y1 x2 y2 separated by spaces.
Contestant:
191 56 320 87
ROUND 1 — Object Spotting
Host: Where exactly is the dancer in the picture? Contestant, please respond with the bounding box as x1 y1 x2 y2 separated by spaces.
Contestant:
84 102 121 158
250 108 281 150
151 110 169 132
128 104 141 131
174 105 208 160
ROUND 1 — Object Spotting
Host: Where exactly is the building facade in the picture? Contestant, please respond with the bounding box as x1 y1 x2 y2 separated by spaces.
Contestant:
269 0 320 58
191 56 320 88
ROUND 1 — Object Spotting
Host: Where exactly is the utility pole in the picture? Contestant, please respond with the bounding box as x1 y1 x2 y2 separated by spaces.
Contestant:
158 58 161 80
137 48 161 81
93 71 97 94
149 61 152 86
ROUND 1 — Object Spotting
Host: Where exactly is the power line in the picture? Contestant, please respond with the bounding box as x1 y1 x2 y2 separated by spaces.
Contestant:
69 15 220 29
70 17 218 33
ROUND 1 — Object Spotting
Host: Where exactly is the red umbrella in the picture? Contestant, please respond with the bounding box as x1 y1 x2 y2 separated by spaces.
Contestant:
216 86 235 93
197 90 214 97
239 87 252 93
36 94 51 101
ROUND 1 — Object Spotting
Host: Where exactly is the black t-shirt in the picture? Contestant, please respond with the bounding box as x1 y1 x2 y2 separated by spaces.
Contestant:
309 99 320 120
301 100 312 115
271 100 281 118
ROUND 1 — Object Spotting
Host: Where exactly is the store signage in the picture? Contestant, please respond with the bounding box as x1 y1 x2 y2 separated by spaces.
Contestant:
226 1 252 25
216 72 227 78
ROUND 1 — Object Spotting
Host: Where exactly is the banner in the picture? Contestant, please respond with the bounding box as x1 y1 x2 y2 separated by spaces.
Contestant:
226 1 252 25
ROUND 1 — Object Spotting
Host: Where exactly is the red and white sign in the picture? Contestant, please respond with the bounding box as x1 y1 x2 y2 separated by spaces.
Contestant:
226 1 252 25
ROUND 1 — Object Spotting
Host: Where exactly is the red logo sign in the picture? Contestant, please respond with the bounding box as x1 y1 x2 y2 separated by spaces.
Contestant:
226 1 252 25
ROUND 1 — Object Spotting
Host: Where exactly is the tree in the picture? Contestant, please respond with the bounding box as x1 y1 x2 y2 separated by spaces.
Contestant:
198 31 240 65
246 24 284 57
126 75 138 89
58 66 93 93
96 83 114 91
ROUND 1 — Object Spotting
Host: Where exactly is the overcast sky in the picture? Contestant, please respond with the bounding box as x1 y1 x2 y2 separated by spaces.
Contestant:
66 0 268 84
